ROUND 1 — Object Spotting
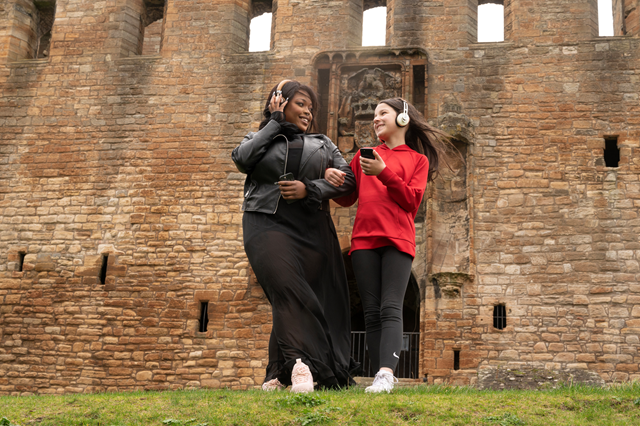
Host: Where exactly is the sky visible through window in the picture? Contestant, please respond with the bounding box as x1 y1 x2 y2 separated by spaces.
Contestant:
249 1 615 51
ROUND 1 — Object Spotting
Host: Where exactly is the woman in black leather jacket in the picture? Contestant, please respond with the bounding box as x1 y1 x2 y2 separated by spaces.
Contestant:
232 80 357 392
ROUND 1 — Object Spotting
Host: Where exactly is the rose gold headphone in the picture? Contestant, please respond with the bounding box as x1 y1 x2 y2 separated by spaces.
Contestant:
275 79 291 95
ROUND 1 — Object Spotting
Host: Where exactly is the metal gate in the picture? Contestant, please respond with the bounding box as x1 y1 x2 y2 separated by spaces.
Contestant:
350 331 420 378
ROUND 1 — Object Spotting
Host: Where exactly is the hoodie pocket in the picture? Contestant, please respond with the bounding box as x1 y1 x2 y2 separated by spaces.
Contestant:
353 200 400 238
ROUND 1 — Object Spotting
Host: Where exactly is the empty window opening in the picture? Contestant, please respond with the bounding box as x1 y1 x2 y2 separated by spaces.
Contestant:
140 0 165 55
453 350 460 370
478 2 504 42
18 252 26 272
362 6 386 46
249 13 272 52
34 1 56 58
599 0 615 36
317 68 331 134
604 137 620 167
412 65 426 117
199 301 209 332
493 304 507 330
99 254 109 285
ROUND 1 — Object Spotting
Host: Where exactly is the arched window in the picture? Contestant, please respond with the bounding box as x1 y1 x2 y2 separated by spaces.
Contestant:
478 1 504 42
362 4 386 47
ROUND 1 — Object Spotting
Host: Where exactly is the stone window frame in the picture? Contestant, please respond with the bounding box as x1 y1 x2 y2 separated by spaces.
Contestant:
362 0 387 47
4 0 57 62
477 0 506 44
493 303 507 330
611 0 639 37
33 0 56 59
248 0 274 52
193 290 217 336
138 0 167 56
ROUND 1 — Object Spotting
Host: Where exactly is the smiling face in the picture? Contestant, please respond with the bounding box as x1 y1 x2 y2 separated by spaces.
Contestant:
284 90 313 132
373 102 399 142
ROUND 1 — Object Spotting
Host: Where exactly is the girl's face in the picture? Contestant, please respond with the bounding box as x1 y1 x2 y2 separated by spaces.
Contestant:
284 91 313 132
373 103 399 142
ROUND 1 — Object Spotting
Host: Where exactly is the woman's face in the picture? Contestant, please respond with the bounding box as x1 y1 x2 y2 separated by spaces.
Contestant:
284 91 313 132
373 102 399 142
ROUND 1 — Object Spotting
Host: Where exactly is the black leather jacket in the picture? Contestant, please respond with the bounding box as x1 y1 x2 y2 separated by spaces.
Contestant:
232 119 355 214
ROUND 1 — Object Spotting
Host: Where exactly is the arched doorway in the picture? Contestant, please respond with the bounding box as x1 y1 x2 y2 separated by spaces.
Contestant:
344 251 421 378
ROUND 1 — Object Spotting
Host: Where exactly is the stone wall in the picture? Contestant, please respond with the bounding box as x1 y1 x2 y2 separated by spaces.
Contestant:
1 0 639 395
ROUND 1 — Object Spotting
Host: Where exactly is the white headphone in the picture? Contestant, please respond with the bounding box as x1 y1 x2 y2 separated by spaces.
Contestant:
396 100 410 127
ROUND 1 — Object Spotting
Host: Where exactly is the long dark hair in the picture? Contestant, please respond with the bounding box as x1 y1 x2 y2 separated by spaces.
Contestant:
378 97 457 182
258 80 320 133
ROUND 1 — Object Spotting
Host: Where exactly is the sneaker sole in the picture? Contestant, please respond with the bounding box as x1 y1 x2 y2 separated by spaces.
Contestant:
290 385 314 393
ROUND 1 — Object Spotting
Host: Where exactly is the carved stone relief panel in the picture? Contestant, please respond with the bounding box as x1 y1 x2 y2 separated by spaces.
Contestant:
313 48 428 161
337 66 402 154
427 93 475 291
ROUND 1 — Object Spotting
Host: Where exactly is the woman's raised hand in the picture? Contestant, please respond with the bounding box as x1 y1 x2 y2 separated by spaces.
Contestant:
269 91 289 113
324 168 346 187
360 150 386 176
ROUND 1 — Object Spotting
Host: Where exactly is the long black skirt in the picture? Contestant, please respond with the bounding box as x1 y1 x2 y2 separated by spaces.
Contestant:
243 199 358 389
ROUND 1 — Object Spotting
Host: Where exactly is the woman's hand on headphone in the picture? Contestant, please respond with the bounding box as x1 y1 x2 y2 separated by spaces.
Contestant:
360 151 386 176
324 168 346 187
269 91 288 113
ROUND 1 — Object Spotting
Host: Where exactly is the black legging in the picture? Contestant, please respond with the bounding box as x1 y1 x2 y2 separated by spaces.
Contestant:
351 246 413 372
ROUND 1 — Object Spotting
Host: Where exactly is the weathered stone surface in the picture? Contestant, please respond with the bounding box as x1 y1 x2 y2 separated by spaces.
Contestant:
1 0 639 395
478 366 606 390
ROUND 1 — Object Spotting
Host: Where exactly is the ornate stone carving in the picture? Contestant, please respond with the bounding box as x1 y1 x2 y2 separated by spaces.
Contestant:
433 94 474 142
337 67 402 153
430 272 473 299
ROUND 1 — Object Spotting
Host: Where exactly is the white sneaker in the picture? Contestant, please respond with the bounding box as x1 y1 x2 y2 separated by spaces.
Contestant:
262 378 285 391
365 370 397 393
290 358 314 393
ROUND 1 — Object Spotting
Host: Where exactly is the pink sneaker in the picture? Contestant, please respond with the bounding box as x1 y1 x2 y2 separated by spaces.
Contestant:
262 378 285 391
290 358 314 393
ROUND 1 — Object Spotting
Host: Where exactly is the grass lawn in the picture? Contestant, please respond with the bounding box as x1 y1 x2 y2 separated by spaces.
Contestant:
1 383 639 425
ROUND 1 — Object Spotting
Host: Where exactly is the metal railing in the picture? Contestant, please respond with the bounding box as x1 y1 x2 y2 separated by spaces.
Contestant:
350 331 420 379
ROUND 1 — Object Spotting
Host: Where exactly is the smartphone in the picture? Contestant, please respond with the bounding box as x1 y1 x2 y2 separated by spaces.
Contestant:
278 172 295 181
360 148 375 159
277 172 297 204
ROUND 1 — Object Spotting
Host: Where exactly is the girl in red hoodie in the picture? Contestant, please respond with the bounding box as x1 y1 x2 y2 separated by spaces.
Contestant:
326 98 451 393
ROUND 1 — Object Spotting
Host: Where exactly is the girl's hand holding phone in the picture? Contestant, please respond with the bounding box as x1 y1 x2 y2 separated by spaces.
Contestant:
325 168 346 187
360 150 386 176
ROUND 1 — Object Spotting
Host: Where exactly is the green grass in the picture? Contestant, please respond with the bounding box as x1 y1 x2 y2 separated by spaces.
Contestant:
1 383 639 425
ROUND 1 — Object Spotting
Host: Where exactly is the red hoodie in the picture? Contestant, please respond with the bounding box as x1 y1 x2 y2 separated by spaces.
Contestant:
334 144 429 257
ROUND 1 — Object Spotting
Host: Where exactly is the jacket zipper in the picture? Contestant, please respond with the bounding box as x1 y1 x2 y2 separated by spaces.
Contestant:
318 146 324 179
273 134 289 214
